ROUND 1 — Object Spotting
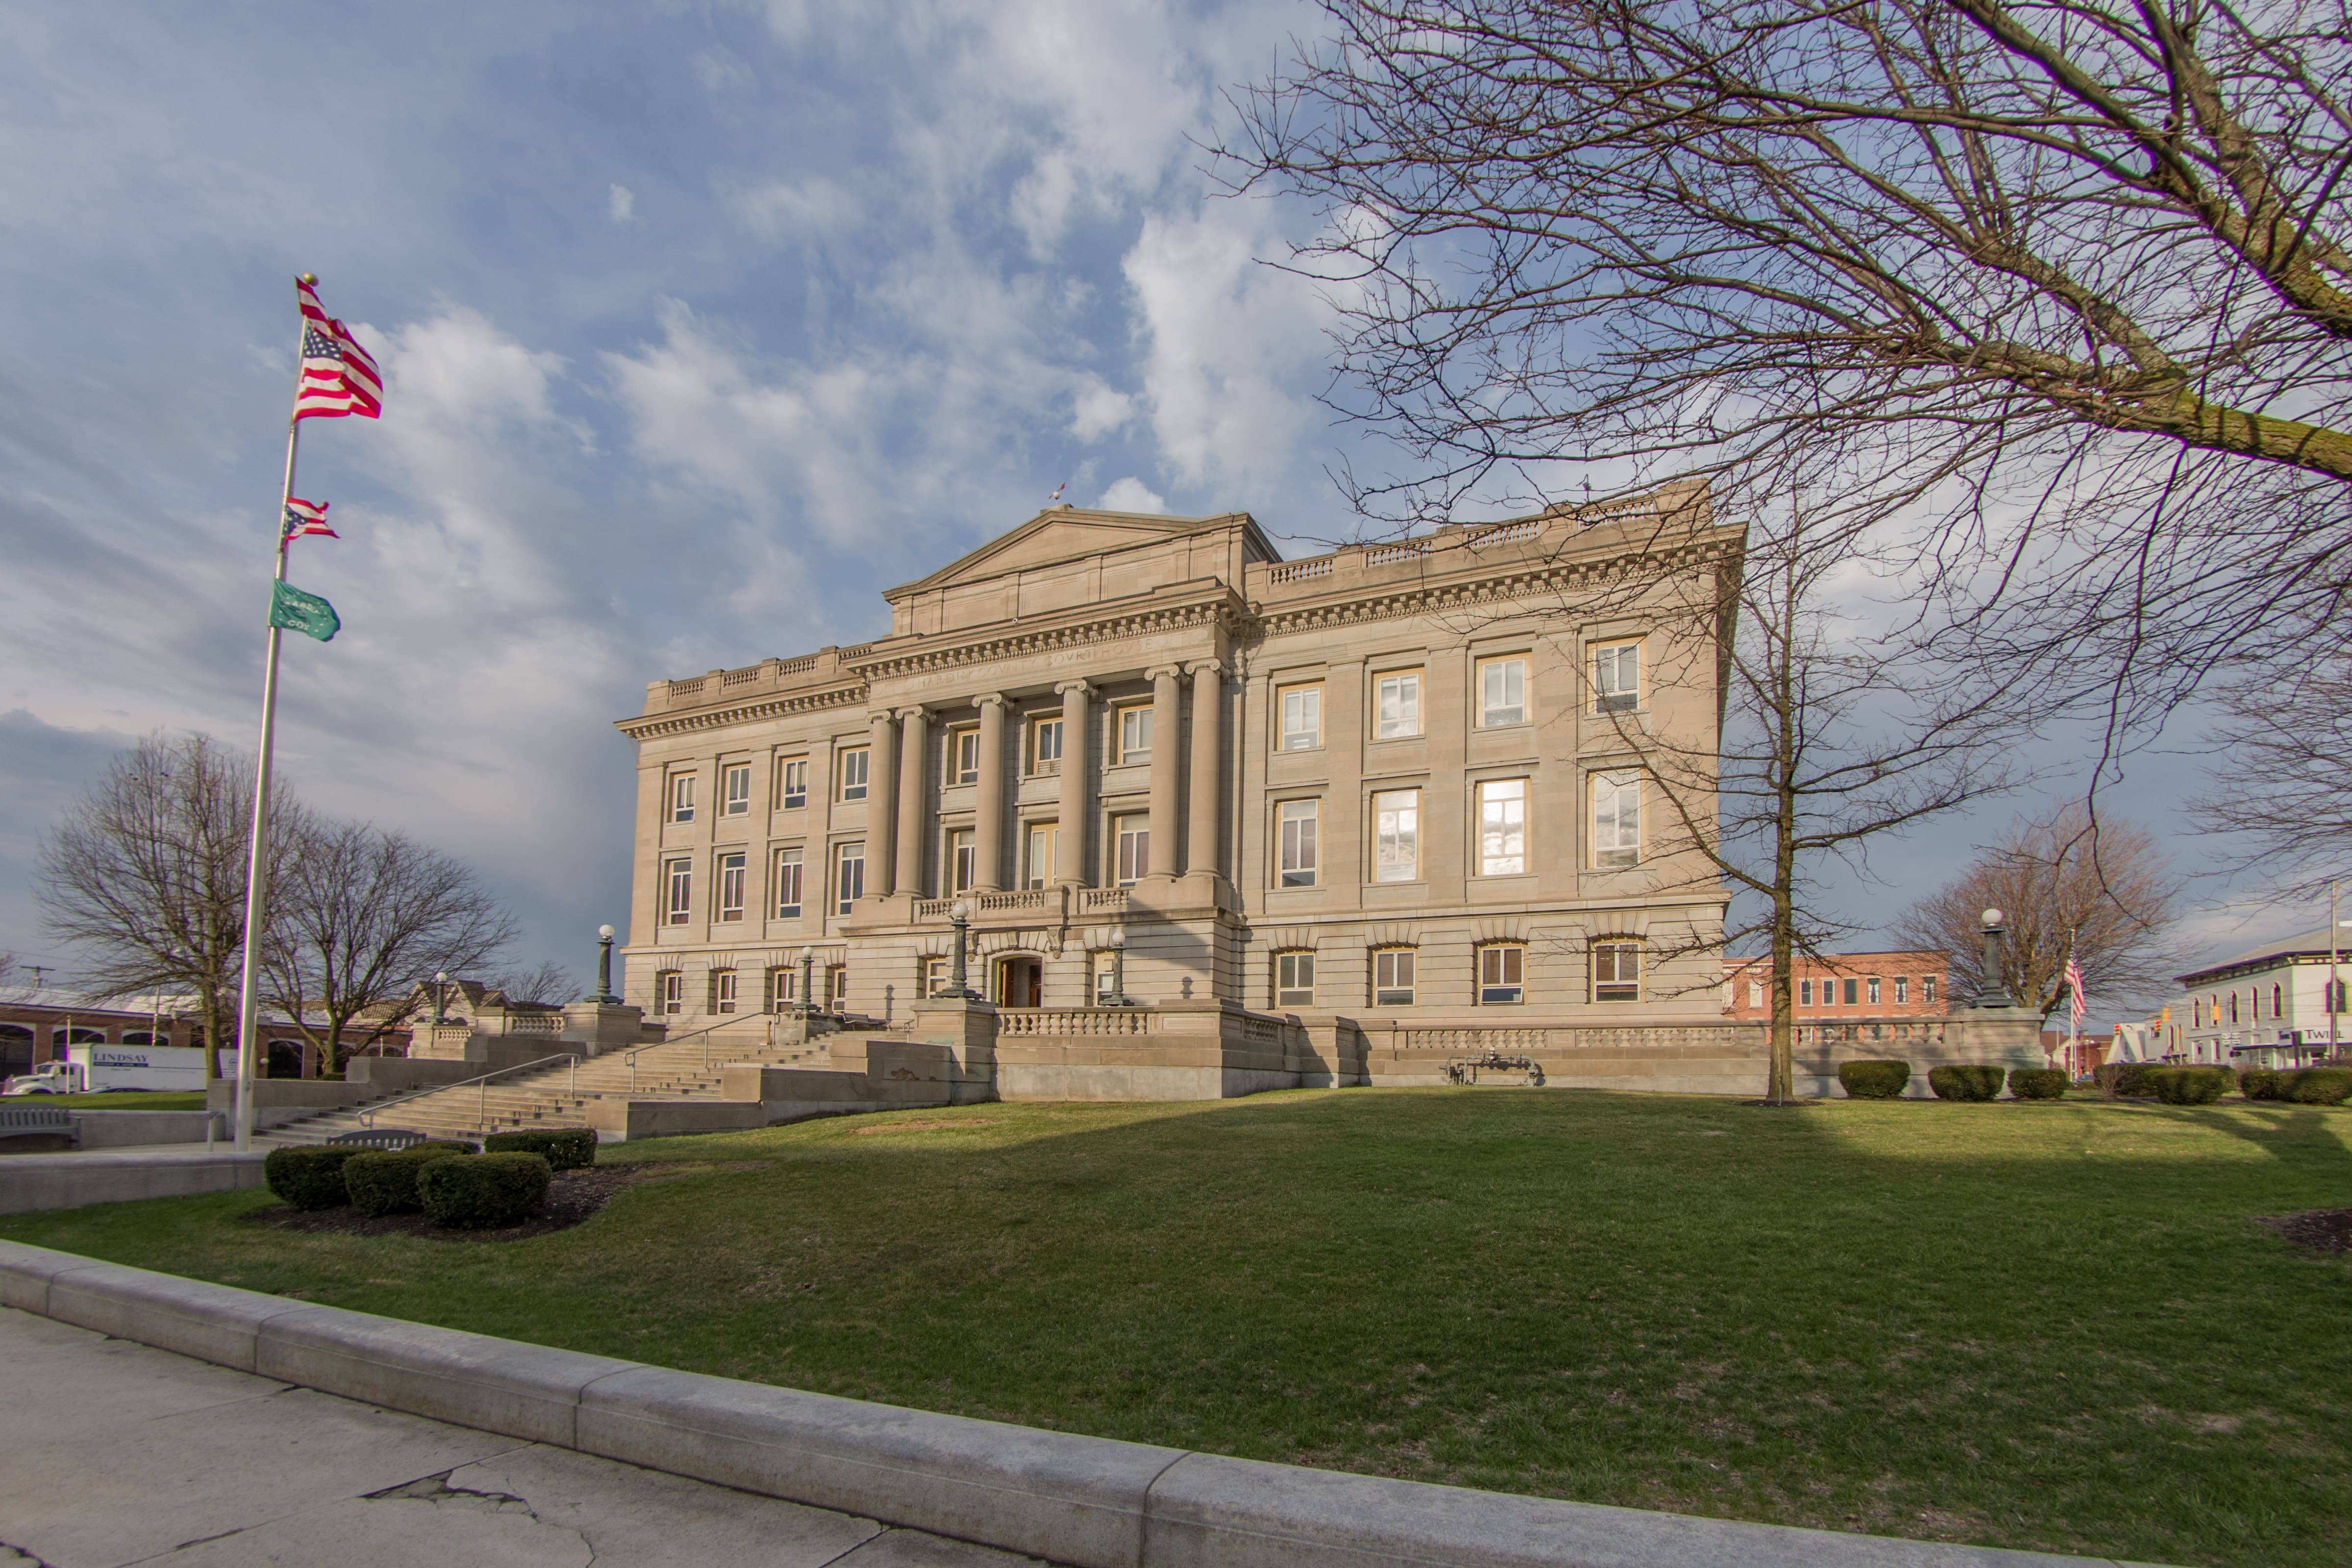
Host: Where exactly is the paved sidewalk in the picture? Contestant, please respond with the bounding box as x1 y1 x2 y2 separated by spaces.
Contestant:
0 1307 1048 1568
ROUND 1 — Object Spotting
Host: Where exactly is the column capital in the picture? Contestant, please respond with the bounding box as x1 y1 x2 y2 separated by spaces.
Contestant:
893 704 928 722
974 691 1010 712
1182 658 1225 679
1054 679 1093 697
1144 664 1183 684
866 710 898 728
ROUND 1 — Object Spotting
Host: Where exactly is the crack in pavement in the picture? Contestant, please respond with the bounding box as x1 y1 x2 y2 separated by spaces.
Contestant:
0 1539 61 1568
365 1464 600 1563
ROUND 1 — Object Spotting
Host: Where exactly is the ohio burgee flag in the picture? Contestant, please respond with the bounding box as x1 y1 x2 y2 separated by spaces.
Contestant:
269 580 340 642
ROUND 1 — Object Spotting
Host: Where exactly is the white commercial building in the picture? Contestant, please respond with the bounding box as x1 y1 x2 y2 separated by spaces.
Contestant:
2164 926 2352 1067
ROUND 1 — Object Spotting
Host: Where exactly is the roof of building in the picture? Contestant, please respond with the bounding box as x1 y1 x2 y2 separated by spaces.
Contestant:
2178 926 2352 984
1721 950 1948 974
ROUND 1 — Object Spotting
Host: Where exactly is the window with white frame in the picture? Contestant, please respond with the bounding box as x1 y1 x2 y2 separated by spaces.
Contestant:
1114 814 1150 884
1868 976 1882 1005
1478 656 1529 727
656 971 684 1015
1277 799 1320 887
1593 643 1641 713
1842 978 1858 1006
1030 716 1063 775
1025 823 1057 889
715 851 746 923
835 842 865 914
669 771 697 823
952 728 980 786
711 970 739 1014
1372 948 1416 1006
1477 944 1525 1004
1372 789 1419 883
924 956 950 998
1278 684 1322 751
1895 976 1910 1004
1477 778 1527 875
1592 941 1641 1002
764 967 796 1011
779 757 808 809
1800 978 1814 1005
664 858 692 925
838 747 869 801
722 762 752 816
1117 705 1153 765
1592 772 1641 868
1274 951 1317 1008
1093 949 1119 1004
948 828 976 894
1923 976 1938 1005
1749 979 1764 1008
1375 670 1421 739
774 847 803 918
826 965 848 1010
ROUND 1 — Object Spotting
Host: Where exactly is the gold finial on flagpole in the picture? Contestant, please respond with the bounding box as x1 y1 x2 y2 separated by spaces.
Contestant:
297 272 317 284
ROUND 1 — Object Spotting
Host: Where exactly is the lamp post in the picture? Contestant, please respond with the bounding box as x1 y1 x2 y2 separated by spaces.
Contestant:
1974 909 2015 1008
951 901 972 998
591 924 618 1004
432 970 448 1027
1108 928 1127 1007
799 946 816 1019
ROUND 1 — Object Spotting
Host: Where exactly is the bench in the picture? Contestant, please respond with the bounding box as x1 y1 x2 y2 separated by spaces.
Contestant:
325 1127 438 1150
0 1103 78 1153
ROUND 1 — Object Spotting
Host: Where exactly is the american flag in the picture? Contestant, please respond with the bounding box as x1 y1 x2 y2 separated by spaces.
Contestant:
291 281 382 421
2065 955 2086 1033
282 496 336 541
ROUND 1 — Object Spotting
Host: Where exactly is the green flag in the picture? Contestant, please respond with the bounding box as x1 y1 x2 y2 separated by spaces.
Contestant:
268 580 341 643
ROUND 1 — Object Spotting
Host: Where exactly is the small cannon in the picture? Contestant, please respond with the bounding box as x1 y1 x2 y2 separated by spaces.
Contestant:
1444 1052 1545 1087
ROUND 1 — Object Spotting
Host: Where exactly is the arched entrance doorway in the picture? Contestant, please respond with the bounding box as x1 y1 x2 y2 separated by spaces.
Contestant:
995 955 1043 1009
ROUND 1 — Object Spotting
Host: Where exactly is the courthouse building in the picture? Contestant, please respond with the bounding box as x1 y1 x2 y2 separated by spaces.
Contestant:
614 487 1773 1092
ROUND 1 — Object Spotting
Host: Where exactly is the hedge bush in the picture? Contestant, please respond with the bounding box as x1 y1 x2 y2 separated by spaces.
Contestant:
1837 1059 1911 1099
2098 1061 2167 1097
2145 1065 2233 1105
2008 1067 2068 1100
417 1152 552 1229
483 1127 597 1170
2283 1066 2352 1106
263 1147 363 1211
344 1144 473 1217
1928 1064 2005 1101
2239 1069 2287 1101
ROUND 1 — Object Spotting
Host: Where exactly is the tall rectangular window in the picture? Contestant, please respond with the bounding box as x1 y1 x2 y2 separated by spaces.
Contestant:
1895 976 1910 1004
715 851 746 922
1748 979 1764 1008
1093 949 1120 1004
838 747 869 801
1030 716 1063 775
1478 944 1524 1004
722 763 752 816
1478 656 1529 727
669 771 696 823
1800 978 1814 1005
656 971 684 1015
1279 685 1322 751
924 956 950 998
1114 814 1150 884
1867 977 1882 1005
1275 951 1317 1007
664 858 692 925
1477 778 1527 876
1375 671 1421 739
1025 823 1057 889
1842 977 1859 1005
948 828 977 893
952 729 980 785
1593 643 1641 713
711 970 739 1014
1372 788 1419 883
1373 948 1416 1006
779 757 808 809
773 847 803 917
827 966 848 1010
1923 976 1938 1006
835 842 865 914
765 966 797 1010
1592 772 1641 868
1277 800 1320 887
1592 942 1642 1002
1118 705 1153 764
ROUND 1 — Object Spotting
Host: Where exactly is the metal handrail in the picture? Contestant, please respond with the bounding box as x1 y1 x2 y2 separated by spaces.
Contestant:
361 1053 577 1133
618 1017 761 1092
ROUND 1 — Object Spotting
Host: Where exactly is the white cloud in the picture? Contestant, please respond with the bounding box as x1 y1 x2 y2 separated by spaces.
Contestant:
608 183 636 224
1098 476 1165 513
1069 376 1134 441
732 176 857 239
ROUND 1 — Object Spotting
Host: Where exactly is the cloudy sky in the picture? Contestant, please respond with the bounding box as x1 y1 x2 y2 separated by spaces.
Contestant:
0 1 2301 1003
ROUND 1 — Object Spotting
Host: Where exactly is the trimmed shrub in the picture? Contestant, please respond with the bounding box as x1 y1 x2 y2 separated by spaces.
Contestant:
2145 1065 2232 1105
418 1152 552 1229
2007 1067 2068 1100
1928 1064 2005 1101
483 1127 597 1170
2098 1061 2167 1098
1838 1059 1911 1100
2283 1066 2352 1106
344 1145 472 1218
2239 1069 2286 1102
263 1147 362 1211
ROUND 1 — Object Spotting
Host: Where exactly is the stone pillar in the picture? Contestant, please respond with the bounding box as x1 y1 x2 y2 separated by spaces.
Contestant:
867 710 900 898
896 706 929 897
1185 659 1223 881
1055 681 1092 886
1146 665 1183 882
974 692 1008 891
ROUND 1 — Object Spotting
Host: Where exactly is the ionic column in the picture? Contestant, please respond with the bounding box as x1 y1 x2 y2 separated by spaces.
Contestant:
1055 681 1092 886
974 693 1008 892
866 710 900 898
1146 665 1182 881
896 706 929 897
1185 659 1224 881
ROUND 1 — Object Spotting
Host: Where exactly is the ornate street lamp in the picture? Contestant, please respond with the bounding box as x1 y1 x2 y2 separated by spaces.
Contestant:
591 924 619 1004
1975 909 2016 1008
951 901 973 998
432 970 448 1026
1108 928 1128 1007
799 945 816 1018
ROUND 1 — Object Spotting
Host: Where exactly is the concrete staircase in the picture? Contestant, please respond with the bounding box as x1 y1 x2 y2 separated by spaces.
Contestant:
256 1023 832 1147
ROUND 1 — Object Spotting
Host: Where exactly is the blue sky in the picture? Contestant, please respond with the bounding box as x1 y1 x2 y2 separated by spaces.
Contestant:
0 1 2303 1001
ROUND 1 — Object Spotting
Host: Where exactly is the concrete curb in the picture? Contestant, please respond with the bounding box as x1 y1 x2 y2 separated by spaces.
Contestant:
0 1148 266 1215
0 1240 2144 1568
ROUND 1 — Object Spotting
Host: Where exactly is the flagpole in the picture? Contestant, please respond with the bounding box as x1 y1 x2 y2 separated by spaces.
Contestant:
231 274 313 1152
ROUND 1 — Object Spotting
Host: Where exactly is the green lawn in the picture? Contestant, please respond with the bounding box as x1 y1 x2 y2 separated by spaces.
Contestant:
6 1090 210 1111
3 1090 2347 1567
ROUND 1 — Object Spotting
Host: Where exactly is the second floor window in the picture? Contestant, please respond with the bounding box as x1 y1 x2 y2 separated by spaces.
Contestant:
716 851 746 922
780 757 808 809
774 848 803 917
765 966 797 1010
1592 772 1641 868
948 828 977 894
1923 976 1938 1005
835 842 865 914
1478 779 1527 876
1030 716 1063 774
1026 823 1057 889
1478 944 1524 1005
1372 789 1419 883
1375 671 1421 739
669 772 696 823
1800 978 1814 1005
838 747 869 801
1373 948 1416 1006
656 971 684 1015
1593 643 1640 713
1278 799 1319 887
1868 977 1882 1005
1479 656 1529 727
1843 978 1859 1005
1748 979 1764 1008
664 858 692 925
1279 685 1322 751
1592 941 1642 1002
1895 976 1910 1004
722 763 751 816
1118 705 1153 765
1275 950 1316 1008
1115 814 1150 884
711 970 739 1014
953 728 980 785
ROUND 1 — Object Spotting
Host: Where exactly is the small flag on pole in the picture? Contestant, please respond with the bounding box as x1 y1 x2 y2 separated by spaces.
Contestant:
292 279 382 421
2065 955 2086 1032
268 580 341 643
282 496 336 541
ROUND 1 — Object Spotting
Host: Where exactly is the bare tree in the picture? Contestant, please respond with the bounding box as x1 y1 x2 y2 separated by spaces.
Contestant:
1895 804 2181 1018
2193 656 2352 894
486 960 576 1008
1222 0 2352 720
37 733 301 1078
262 820 517 1076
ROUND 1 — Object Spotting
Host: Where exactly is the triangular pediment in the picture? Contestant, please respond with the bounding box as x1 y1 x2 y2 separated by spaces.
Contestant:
886 507 1268 598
